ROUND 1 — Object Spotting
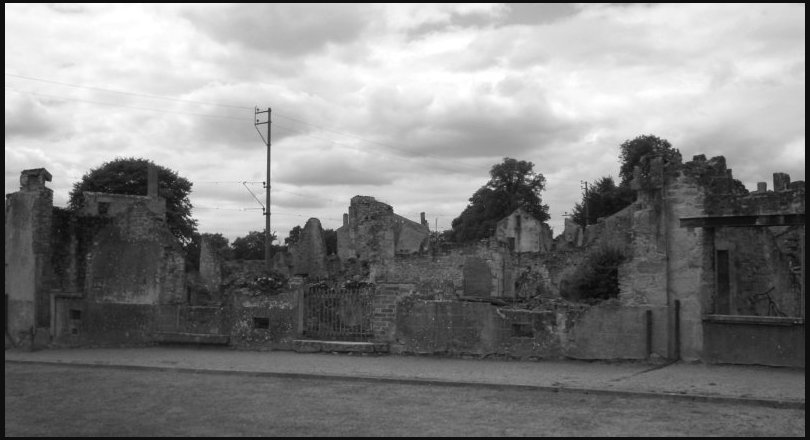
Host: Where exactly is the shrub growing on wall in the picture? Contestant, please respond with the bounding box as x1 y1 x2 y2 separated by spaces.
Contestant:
561 246 627 304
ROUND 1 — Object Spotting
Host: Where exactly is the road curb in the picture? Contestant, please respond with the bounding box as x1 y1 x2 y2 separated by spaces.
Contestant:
7 359 804 410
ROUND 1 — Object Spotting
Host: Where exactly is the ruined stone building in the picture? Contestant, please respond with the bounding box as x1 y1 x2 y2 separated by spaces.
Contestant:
337 196 430 261
6 153 804 368
495 207 554 253
5 166 188 348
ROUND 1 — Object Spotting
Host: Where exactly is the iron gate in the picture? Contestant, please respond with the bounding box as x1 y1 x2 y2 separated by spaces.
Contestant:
303 285 373 341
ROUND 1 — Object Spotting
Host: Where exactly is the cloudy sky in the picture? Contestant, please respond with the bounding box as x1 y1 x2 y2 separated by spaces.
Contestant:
5 3 805 242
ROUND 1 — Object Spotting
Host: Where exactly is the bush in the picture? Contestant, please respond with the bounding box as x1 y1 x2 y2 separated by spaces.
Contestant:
561 246 627 304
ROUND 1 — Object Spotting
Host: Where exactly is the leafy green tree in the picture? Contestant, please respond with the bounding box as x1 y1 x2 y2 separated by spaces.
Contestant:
231 230 279 260
618 134 680 187
450 158 549 242
68 157 197 246
324 228 337 256
571 176 634 227
560 245 627 304
569 135 679 227
284 225 303 246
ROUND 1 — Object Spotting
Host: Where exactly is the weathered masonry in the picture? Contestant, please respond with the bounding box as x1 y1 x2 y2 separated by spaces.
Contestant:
5 166 219 349
6 154 804 368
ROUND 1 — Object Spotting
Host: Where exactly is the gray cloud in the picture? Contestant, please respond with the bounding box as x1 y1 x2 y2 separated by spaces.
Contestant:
4 95 59 140
182 4 370 57
501 3 581 26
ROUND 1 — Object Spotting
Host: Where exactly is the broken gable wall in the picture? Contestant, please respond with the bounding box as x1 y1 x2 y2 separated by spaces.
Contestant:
392 214 429 255
337 196 429 261
495 208 552 253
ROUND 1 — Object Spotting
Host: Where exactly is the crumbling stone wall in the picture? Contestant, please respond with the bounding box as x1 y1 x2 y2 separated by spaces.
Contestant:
231 290 299 350
82 199 185 305
393 297 598 359
289 218 328 279
495 208 553 253
713 227 802 317
199 235 224 298
372 239 515 298
337 195 429 261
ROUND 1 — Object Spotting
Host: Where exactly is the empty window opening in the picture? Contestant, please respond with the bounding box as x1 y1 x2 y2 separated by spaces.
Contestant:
69 309 82 320
715 250 731 314
511 323 533 338
253 317 270 329
98 202 110 215
71 328 79 335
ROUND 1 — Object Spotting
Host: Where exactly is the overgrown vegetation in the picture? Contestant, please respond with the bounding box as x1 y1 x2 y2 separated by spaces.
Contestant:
231 230 282 260
284 225 338 255
560 246 627 304
572 134 680 227
449 158 549 242
68 157 197 246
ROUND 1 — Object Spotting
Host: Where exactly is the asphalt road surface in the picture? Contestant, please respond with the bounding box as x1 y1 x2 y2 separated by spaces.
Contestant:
4 363 804 437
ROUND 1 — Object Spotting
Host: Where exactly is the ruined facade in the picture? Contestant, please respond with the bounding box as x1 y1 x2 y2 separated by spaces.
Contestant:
5 166 189 348
7 154 803 368
336 196 430 261
494 207 553 253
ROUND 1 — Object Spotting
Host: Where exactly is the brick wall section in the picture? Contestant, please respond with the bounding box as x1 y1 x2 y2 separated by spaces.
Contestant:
372 283 410 341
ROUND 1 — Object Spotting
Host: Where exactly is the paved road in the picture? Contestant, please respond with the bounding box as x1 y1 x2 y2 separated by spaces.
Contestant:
5 346 804 408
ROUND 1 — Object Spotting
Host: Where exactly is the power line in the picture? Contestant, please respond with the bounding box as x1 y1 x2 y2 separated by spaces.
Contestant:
5 72 252 110
6 73 489 172
5 86 247 121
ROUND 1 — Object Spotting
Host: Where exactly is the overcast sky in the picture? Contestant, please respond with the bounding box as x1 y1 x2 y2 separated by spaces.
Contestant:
5 3 805 242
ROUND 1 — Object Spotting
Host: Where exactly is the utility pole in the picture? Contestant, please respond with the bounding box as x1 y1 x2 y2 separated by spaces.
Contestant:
580 180 589 226
254 107 272 270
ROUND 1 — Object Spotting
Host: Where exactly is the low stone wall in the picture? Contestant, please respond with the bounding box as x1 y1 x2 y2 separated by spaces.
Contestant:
392 297 661 360
52 301 156 347
229 290 300 350
566 304 663 360
702 315 805 367
392 299 580 359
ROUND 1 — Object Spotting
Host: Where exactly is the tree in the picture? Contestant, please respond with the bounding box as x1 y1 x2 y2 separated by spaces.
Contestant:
560 245 627 304
68 157 197 246
618 134 680 187
569 135 679 227
450 158 549 242
284 225 303 246
231 230 279 260
571 176 634 227
324 228 337 256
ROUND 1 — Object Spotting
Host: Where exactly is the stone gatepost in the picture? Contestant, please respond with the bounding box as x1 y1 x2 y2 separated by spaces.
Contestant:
5 168 54 348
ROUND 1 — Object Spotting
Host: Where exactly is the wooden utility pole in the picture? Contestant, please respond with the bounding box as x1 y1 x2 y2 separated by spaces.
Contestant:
254 107 272 270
